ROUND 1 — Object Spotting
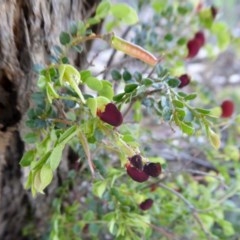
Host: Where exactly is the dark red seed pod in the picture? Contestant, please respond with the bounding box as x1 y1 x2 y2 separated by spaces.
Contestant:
143 162 161 177
128 154 143 171
210 6 218 19
126 163 149 182
97 103 123 127
178 74 191 88
139 198 153 210
221 100 234 118
194 31 205 47
187 38 201 58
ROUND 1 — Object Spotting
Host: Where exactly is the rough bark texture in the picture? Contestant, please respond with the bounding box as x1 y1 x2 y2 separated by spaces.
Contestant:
0 0 99 239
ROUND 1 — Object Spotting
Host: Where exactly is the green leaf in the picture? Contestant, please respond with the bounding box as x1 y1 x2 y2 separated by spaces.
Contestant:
224 145 239 161
80 70 91 82
111 69 121 81
122 134 135 143
20 149 36 167
113 93 125 102
184 93 197 101
180 122 194 135
208 107 222 118
49 144 65 171
195 108 211 115
87 98 97 117
208 128 221 149
221 220 235 236
92 181 107 198
151 0 166 13
58 125 78 145
172 99 184 108
111 3 138 25
85 77 103 91
46 82 59 104
23 132 38 144
40 165 53 191
199 214 214 229
59 64 85 103
142 78 153 87
98 80 114 100
96 0 111 19
162 106 172 121
178 91 187 98
124 83 138 93
24 171 33 189
175 108 185 120
59 32 71 45
37 75 47 89
177 37 187 46
133 71 142 82
83 210 95 221
164 33 173 41
199 8 213 29
33 171 43 194
122 70 132 81
211 22 230 49
167 78 180 88
133 100 142 122
88 223 100 236
70 23 78 36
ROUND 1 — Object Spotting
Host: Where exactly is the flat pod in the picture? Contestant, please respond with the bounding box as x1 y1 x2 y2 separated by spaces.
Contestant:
178 74 191 88
128 154 143 171
126 163 149 182
143 162 161 177
111 36 158 66
97 103 123 127
221 100 234 118
139 198 153 210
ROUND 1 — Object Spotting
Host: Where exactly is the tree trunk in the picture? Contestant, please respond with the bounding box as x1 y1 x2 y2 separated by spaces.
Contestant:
0 0 99 239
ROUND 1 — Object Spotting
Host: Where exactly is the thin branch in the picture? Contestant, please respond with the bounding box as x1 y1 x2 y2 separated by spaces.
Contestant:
149 223 177 240
122 100 136 118
78 131 95 177
158 183 195 210
50 118 74 126
192 211 212 240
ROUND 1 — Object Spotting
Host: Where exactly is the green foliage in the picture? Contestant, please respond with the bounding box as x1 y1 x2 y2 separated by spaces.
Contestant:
21 0 240 239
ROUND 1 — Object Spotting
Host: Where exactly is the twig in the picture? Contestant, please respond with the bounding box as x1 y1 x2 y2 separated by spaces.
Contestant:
122 100 136 118
50 118 74 126
192 211 212 240
159 183 194 210
149 223 177 240
78 131 95 177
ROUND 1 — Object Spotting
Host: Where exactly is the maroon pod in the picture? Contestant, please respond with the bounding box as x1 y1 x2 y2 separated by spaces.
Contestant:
97 103 123 127
211 6 218 19
187 31 205 58
178 74 191 88
187 38 201 58
128 154 143 171
195 31 205 47
221 100 234 118
143 162 161 177
139 198 153 210
126 163 149 182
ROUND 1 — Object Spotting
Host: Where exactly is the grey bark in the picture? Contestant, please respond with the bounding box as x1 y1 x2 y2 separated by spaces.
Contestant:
0 0 99 239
